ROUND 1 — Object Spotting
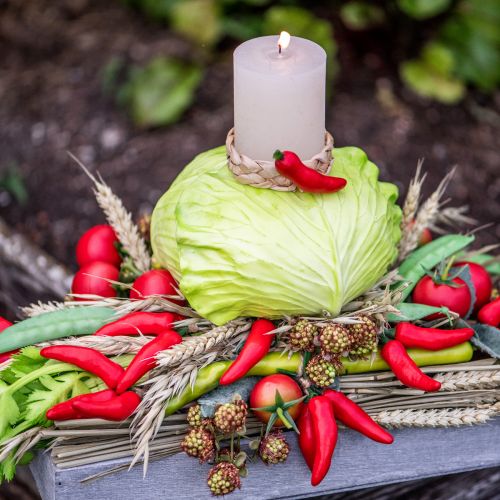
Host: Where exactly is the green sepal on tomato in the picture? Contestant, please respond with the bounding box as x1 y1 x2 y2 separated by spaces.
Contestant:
249 374 305 434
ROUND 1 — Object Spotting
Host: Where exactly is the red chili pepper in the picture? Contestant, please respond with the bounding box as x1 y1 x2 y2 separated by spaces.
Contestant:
273 150 347 194
0 317 17 363
309 395 338 486
322 389 393 444
72 391 141 421
478 297 500 327
115 330 182 394
395 322 474 351
46 389 116 421
40 346 125 389
297 405 315 471
381 340 441 392
94 312 180 336
220 319 275 385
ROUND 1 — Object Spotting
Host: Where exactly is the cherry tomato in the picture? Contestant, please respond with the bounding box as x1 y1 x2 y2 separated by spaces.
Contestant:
130 269 182 303
76 225 121 268
249 374 303 427
412 275 471 318
72 261 119 299
478 297 500 327
418 228 432 247
453 261 492 312
0 316 16 363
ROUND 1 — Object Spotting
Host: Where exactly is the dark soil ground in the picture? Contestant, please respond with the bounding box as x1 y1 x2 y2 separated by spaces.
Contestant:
0 1 499 499
0 0 498 275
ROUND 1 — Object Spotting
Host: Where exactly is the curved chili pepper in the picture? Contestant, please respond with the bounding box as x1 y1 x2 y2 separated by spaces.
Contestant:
478 297 500 327
274 150 347 194
322 389 393 444
46 389 116 421
381 340 441 392
395 322 474 351
116 329 182 394
40 346 125 389
94 312 180 336
0 317 16 363
297 405 315 471
72 391 141 421
309 395 338 486
220 319 275 385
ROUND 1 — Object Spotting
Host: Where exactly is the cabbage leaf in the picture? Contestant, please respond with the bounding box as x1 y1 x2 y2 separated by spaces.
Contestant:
151 146 401 325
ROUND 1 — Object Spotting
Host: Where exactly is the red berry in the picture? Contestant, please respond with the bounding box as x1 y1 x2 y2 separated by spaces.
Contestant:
130 269 181 303
76 225 121 268
412 275 471 318
72 262 119 299
418 228 432 247
453 261 492 312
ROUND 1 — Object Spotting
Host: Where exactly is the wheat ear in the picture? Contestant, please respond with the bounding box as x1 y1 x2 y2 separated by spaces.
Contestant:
68 152 151 273
435 370 500 391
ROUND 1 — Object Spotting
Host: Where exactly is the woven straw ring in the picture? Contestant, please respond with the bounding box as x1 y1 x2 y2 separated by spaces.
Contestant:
226 128 334 192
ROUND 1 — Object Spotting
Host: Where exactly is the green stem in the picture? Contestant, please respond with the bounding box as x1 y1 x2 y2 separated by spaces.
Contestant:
442 255 456 281
276 408 293 429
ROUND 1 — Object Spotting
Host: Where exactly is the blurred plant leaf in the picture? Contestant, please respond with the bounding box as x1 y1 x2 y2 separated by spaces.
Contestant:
221 15 263 41
400 59 465 104
0 166 28 206
170 0 221 48
122 0 176 21
421 42 456 75
120 57 203 128
101 57 125 95
263 6 338 87
397 0 452 20
340 1 386 30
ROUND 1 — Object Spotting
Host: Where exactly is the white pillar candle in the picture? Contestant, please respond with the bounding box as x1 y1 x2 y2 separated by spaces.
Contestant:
234 34 326 162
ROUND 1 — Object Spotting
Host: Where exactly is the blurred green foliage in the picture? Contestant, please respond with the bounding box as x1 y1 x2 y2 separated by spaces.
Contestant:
0 166 28 206
119 57 203 128
115 0 499 127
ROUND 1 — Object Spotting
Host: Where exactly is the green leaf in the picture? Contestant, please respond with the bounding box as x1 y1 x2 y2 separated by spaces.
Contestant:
340 1 386 30
387 303 452 323
121 57 203 128
396 235 474 301
263 6 338 88
170 0 221 48
397 0 452 19
400 59 465 104
0 166 28 206
453 265 476 319
471 323 500 358
265 412 278 436
0 380 20 439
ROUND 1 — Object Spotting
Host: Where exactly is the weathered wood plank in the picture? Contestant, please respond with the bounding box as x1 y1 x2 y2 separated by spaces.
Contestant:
29 417 500 500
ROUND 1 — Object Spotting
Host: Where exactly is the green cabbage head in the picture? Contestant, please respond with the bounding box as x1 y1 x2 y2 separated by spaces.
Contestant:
151 146 401 325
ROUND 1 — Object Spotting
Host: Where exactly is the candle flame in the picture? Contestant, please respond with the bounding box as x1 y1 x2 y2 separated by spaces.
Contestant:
278 31 291 53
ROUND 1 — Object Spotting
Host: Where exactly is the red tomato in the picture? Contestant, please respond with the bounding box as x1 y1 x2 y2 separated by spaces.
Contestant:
453 261 492 312
478 297 500 327
412 275 471 318
72 261 119 299
76 225 121 268
249 374 303 427
418 228 432 247
130 269 182 303
0 316 16 363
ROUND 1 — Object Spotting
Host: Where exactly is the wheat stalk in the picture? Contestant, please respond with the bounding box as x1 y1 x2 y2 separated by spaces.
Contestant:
373 406 499 428
398 166 456 260
38 335 153 356
0 427 43 463
435 370 500 391
401 159 425 230
432 205 477 233
68 152 151 273
21 300 67 317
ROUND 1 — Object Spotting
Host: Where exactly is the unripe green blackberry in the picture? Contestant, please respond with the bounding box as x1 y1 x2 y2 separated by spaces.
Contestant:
213 399 248 434
207 462 241 495
187 404 202 427
259 432 290 464
319 324 351 354
181 428 215 463
347 315 379 356
289 320 317 351
306 355 336 387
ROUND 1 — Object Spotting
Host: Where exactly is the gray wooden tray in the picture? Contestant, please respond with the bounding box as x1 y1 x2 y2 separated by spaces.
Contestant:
30 417 500 500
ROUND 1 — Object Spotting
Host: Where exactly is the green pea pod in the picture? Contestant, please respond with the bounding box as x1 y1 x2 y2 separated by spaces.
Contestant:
164 344 473 415
0 307 115 354
396 234 474 300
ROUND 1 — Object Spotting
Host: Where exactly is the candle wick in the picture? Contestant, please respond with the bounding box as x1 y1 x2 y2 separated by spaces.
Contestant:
278 44 282 55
